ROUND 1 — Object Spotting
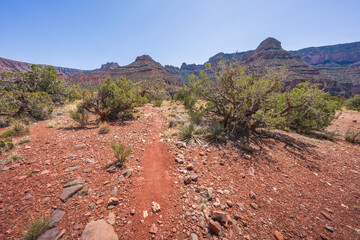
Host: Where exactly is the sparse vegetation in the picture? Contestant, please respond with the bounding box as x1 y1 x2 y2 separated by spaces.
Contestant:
0 121 29 138
110 142 132 167
179 123 205 145
69 103 89 128
17 137 31 145
23 215 51 240
207 122 225 143
345 94 360 111
98 122 110 134
7 152 22 163
344 128 360 143
152 99 163 107
0 138 15 154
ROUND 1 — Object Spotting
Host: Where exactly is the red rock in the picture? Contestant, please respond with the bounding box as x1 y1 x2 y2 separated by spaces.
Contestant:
321 211 332 221
274 230 284 240
208 219 221 235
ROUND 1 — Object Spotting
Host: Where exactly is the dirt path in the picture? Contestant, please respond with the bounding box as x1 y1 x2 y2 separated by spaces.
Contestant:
128 109 179 239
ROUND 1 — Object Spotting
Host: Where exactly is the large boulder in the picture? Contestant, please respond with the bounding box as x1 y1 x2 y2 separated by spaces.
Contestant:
81 220 118 240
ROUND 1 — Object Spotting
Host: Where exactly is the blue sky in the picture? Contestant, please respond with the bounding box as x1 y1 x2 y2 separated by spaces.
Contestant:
1 0 359 69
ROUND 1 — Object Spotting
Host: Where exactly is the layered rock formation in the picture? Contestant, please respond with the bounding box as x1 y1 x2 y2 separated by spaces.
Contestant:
290 41 360 67
68 55 182 91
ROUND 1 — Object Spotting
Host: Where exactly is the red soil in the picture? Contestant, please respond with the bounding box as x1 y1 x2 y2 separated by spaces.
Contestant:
0 105 359 240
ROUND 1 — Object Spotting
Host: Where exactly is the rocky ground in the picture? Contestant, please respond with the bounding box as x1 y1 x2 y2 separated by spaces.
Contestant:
0 103 359 240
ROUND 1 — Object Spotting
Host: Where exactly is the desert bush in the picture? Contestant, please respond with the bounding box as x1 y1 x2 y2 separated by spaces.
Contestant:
110 142 132 167
344 94 360 111
0 90 53 120
17 137 31 145
0 121 29 138
344 128 360 143
7 152 22 163
186 61 339 133
277 82 341 133
83 77 143 121
207 122 225 143
23 215 51 240
152 99 163 107
69 103 88 128
98 122 110 134
0 138 15 154
179 123 204 145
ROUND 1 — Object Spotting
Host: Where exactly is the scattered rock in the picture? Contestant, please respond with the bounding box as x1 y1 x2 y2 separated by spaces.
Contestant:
208 219 221 235
274 230 284 240
108 197 119 206
89 203 97 210
249 191 256 199
321 211 332 221
74 222 82 230
41 170 50 175
149 223 158 234
130 209 135 215
106 165 117 173
106 212 116 225
86 158 95 163
324 225 334 233
120 168 133 178
143 210 148 218
50 210 65 226
189 172 198 182
250 203 258 210
184 176 192 185
59 184 83 202
81 220 118 240
175 158 184 164
226 200 234 208
190 233 199 240
37 227 65 240
152 201 161 213
68 165 81 171
75 143 87 150
187 164 194 170
21 194 33 201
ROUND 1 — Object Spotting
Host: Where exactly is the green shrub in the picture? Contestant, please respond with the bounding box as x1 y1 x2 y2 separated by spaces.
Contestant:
186 61 339 133
345 128 360 143
83 77 142 121
345 94 360 111
207 122 225 143
0 121 29 138
179 123 204 145
7 152 22 163
23 216 51 240
69 103 88 128
17 137 31 145
0 138 15 154
278 83 341 133
152 99 163 107
110 142 132 167
98 122 110 134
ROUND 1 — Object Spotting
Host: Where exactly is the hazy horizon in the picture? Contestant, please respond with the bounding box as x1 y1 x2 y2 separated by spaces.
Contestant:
1 0 360 69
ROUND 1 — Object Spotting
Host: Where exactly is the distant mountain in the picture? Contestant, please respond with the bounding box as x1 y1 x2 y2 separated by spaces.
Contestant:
0 57 84 76
68 55 182 91
290 41 360 67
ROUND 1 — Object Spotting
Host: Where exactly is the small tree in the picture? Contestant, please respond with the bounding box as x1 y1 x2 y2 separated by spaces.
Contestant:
83 77 143 121
187 60 340 133
345 94 360 111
